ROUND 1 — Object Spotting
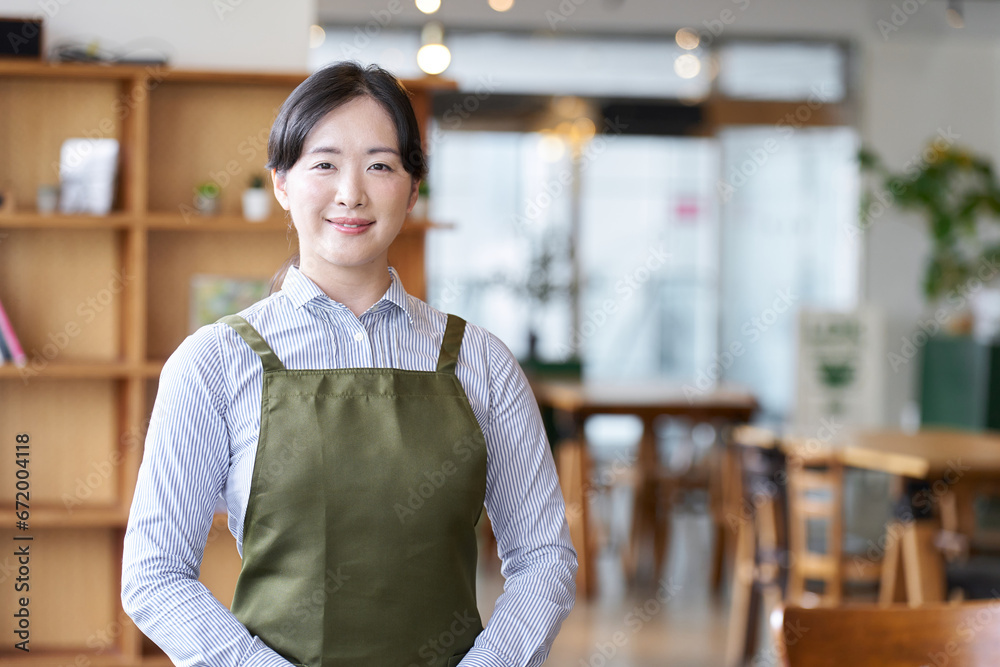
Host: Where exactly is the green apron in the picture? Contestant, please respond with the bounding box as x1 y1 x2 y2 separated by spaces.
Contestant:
218 313 487 667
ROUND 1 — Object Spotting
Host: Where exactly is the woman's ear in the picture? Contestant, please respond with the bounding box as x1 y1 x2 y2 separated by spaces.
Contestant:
406 178 420 213
272 168 290 211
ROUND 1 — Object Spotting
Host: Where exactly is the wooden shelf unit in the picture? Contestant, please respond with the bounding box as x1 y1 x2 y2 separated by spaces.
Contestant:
0 61 454 665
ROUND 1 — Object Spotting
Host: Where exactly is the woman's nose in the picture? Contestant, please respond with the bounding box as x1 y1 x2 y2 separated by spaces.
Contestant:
334 170 366 208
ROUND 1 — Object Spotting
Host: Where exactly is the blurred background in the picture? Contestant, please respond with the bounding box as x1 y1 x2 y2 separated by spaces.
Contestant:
5 1 1000 666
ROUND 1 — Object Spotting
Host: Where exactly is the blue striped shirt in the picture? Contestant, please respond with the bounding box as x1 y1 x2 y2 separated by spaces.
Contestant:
121 264 577 667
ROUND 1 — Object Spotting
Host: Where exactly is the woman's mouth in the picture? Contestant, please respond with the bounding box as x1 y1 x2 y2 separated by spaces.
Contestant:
328 217 375 234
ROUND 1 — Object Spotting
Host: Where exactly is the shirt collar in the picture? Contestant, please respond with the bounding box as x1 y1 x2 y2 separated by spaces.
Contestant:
281 264 415 325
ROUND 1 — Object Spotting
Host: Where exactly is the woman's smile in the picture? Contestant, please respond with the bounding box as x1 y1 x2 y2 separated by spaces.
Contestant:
327 216 376 234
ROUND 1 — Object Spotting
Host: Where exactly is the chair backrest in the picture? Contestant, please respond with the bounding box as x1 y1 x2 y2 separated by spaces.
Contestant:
783 444 845 606
773 602 1000 667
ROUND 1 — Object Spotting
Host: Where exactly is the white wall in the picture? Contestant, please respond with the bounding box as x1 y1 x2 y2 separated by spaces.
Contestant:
6 0 317 70
317 0 1000 427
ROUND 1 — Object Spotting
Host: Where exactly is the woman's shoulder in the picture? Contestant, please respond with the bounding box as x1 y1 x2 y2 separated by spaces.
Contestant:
167 291 286 370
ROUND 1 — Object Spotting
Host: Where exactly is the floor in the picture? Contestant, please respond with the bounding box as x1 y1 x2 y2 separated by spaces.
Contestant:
476 492 742 667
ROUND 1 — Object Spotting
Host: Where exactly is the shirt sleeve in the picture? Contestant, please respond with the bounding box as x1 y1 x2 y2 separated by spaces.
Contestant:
462 333 578 667
121 325 294 667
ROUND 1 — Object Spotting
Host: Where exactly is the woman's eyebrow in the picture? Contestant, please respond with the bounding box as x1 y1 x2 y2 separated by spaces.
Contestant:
306 146 400 156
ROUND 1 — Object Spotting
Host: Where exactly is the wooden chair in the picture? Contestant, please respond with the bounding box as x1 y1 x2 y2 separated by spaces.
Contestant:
772 601 1000 667
784 440 881 606
725 425 789 667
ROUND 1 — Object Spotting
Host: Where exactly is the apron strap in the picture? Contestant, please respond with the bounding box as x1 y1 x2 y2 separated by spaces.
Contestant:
437 314 467 375
217 314 286 372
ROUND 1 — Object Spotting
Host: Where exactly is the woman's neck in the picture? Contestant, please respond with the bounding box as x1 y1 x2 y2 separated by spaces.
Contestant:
298 259 392 318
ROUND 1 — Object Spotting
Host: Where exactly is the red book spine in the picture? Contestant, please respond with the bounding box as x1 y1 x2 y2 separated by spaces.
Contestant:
0 296 27 366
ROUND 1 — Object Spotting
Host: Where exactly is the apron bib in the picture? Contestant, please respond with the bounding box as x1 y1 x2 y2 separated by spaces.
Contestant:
218 313 487 667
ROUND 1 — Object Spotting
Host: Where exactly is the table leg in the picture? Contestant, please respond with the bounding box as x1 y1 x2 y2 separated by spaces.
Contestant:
556 438 593 599
724 515 758 667
876 518 945 606
902 520 946 604
878 521 907 606
626 415 663 585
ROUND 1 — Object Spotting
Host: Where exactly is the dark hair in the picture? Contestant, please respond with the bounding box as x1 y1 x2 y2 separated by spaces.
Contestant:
268 61 427 293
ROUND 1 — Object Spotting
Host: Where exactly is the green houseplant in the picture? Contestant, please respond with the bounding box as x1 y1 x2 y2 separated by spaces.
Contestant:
859 144 1000 304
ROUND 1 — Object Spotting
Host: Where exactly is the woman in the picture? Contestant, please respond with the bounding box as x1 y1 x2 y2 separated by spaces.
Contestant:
121 61 577 667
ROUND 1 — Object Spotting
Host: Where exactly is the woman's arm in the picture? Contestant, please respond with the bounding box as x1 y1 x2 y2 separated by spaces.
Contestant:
463 333 578 667
121 326 293 667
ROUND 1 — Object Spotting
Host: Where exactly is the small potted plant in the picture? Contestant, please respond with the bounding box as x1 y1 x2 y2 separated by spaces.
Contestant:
242 174 272 222
193 181 221 215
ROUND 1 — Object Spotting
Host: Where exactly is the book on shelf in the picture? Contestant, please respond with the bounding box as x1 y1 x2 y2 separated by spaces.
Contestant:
0 322 10 363
0 295 27 367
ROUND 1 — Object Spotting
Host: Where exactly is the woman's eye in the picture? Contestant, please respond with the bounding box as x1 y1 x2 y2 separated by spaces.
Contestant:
370 163 392 171
315 162 334 170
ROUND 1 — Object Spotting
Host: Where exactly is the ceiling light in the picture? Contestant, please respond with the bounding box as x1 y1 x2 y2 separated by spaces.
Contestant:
674 53 701 79
309 25 326 49
417 43 451 75
675 28 700 50
416 0 441 14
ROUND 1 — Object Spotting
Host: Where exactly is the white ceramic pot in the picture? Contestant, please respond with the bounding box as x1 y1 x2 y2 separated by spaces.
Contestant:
242 188 272 222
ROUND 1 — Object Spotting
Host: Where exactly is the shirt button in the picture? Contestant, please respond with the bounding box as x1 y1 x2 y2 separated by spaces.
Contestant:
354 331 364 342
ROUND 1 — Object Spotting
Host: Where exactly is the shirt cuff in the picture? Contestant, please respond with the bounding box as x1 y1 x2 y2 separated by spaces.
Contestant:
458 646 513 667
240 636 298 667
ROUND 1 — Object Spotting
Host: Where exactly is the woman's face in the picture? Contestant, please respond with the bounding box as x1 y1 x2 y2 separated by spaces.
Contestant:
273 95 418 278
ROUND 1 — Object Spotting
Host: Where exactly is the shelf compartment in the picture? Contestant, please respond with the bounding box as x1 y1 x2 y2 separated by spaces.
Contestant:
0 528 120 655
146 230 294 360
0 77 129 217
147 80 296 218
0 229 126 363
0 379 122 507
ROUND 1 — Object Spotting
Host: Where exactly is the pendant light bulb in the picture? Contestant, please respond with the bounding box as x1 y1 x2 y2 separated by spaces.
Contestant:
416 0 441 14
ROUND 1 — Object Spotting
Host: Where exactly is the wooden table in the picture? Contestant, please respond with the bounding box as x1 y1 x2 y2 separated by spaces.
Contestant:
531 378 759 598
795 427 1000 605
740 426 1000 605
